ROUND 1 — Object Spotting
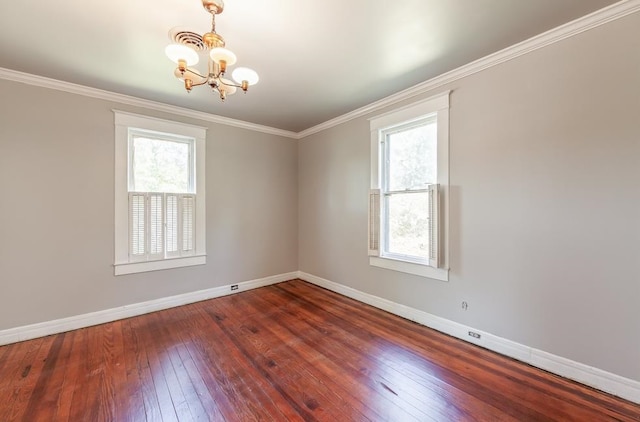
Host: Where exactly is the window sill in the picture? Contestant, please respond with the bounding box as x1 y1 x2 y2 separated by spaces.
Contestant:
370 256 449 282
114 255 206 276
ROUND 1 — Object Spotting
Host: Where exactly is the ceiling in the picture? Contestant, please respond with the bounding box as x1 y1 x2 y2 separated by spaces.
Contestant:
0 0 620 133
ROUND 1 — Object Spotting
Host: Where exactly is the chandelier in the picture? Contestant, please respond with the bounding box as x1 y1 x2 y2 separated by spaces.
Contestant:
164 0 259 101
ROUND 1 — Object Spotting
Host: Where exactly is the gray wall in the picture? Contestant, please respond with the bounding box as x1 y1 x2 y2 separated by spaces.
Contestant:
0 80 298 330
298 13 640 381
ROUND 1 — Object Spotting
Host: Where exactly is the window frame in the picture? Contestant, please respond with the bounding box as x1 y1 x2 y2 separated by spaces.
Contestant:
369 92 450 281
114 110 206 276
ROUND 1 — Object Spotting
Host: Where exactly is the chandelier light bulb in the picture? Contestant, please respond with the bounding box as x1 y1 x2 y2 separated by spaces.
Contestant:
209 47 237 66
232 67 259 86
165 44 199 66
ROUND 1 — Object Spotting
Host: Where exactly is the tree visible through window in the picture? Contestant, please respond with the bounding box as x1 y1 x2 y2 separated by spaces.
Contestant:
131 136 191 193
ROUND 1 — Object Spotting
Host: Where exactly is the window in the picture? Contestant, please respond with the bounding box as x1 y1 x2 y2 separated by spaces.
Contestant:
128 132 195 261
369 92 449 281
114 111 206 275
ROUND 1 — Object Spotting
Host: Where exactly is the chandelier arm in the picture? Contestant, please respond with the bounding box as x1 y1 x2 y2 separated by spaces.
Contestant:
190 79 210 88
216 79 242 88
183 68 207 79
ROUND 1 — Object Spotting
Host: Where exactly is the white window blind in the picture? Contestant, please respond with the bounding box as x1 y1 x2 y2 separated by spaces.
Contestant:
368 189 380 256
149 193 164 258
130 193 146 257
128 192 195 261
428 184 439 268
166 194 178 255
182 196 194 253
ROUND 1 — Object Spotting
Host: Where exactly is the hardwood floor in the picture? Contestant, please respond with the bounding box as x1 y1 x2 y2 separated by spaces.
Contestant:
0 279 638 421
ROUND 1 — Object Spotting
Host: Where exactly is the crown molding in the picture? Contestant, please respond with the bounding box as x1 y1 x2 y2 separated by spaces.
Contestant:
0 67 298 139
297 0 640 139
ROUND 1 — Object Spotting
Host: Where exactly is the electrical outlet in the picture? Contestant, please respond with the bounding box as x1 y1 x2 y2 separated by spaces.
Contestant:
461 301 468 310
231 284 239 291
468 331 481 339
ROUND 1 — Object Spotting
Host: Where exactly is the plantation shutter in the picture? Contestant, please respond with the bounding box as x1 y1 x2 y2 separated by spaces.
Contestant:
368 189 381 256
182 195 195 254
166 194 180 257
129 193 146 259
128 192 196 261
148 193 164 258
428 184 440 268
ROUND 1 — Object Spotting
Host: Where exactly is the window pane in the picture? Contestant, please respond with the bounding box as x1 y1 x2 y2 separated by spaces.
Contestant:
132 136 191 193
387 121 437 191
386 192 429 259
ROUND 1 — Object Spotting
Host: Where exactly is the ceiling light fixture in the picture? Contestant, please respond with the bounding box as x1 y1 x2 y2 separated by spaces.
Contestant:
165 0 259 101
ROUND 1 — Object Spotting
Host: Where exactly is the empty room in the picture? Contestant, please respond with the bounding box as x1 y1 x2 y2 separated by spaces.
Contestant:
1 0 639 420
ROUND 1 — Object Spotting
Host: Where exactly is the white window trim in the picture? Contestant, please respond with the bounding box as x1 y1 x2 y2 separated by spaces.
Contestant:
114 110 207 275
369 91 450 282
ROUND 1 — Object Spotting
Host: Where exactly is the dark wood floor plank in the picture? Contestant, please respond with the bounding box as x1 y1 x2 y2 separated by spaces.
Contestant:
74 323 115 422
66 328 94 421
118 318 148 422
280 280 640 421
280 281 623 421
126 317 163 422
129 313 180 422
102 320 136 422
192 301 303 421
210 293 379 421
238 288 438 421
174 338 226 421
0 279 639 422
170 306 239 421
97 322 119 421
173 305 257 421
0 337 41 399
54 329 84 421
24 331 74 421
253 285 519 422
266 284 524 421
4 335 55 422
149 310 198 421
280 282 562 419
0 341 14 374
154 306 210 421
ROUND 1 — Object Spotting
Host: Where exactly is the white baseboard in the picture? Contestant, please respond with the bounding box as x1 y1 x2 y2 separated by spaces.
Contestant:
0 271 298 347
297 271 640 404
